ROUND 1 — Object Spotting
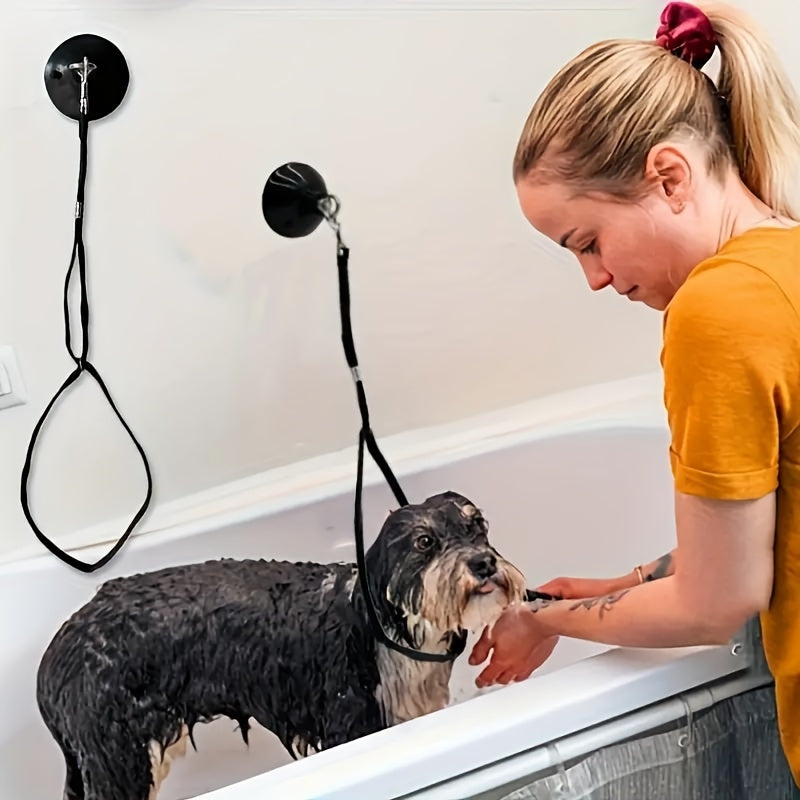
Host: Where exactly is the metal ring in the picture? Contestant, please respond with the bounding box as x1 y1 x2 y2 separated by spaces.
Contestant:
317 194 340 220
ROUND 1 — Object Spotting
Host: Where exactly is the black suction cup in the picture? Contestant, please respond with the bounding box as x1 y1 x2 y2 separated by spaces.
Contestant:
262 162 330 238
44 34 129 121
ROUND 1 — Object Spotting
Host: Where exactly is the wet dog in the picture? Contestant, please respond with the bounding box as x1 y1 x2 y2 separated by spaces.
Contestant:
36 490 527 800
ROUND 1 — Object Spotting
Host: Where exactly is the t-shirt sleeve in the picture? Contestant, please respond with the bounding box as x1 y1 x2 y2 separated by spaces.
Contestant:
662 263 799 500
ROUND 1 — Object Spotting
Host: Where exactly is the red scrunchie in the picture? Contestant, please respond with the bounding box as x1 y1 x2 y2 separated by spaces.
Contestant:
655 1 717 68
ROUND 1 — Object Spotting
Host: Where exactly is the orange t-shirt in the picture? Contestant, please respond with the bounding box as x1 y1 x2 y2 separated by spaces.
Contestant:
661 225 800 784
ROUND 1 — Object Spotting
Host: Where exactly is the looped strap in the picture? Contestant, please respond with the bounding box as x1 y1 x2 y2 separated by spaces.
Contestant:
334 240 466 663
20 66 152 574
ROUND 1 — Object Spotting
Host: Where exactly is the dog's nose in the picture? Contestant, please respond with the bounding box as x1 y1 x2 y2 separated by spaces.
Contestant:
467 553 497 580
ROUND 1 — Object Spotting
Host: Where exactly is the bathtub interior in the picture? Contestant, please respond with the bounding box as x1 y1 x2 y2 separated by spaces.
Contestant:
0 423 679 800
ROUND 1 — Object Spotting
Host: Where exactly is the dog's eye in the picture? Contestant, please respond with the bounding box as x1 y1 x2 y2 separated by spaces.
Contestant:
414 534 435 552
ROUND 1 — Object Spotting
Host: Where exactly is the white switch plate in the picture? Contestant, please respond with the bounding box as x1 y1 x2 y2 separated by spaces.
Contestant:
0 346 28 410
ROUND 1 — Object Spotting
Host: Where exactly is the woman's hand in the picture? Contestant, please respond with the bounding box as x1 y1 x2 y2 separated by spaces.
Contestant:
468 604 559 688
468 569 640 688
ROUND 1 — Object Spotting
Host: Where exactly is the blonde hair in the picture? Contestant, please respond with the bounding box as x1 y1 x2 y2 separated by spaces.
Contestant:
513 1 800 219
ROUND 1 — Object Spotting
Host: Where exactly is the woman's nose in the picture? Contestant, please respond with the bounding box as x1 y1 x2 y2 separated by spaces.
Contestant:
580 259 613 292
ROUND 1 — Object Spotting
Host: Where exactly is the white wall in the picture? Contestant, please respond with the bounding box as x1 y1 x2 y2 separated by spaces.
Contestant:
0 0 794 562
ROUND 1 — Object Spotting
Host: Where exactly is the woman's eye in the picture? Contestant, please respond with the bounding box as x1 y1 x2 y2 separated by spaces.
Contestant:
579 239 597 255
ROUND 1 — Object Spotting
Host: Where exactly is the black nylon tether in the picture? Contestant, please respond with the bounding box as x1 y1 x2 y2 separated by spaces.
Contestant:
320 202 464 663
20 59 152 573
325 201 555 661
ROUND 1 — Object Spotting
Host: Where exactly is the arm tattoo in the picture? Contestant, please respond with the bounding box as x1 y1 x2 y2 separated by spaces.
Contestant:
645 552 673 582
526 589 562 613
568 589 631 619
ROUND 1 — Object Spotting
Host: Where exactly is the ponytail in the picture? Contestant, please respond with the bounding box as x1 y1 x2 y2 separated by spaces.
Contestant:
700 1 800 219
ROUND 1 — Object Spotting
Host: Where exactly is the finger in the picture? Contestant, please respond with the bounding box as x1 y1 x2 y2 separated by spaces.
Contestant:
534 578 564 593
533 578 568 599
475 662 505 688
495 669 519 685
469 627 494 665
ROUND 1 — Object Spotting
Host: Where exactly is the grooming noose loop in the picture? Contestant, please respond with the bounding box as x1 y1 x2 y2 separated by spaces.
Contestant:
21 50 153 574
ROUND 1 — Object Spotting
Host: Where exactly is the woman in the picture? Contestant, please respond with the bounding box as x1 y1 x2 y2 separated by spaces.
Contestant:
468 0 800 784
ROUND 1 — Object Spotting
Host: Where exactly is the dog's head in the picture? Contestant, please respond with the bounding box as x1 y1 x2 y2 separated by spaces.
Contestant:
363 491 526 653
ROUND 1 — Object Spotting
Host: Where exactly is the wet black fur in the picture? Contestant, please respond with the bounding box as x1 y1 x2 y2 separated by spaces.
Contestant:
36 491 511 800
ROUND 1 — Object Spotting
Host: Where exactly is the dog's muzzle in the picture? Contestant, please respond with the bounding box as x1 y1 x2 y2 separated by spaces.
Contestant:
467 552 507 595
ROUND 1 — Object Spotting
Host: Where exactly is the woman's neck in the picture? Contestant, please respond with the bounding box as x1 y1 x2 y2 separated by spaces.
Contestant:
715 172 797 249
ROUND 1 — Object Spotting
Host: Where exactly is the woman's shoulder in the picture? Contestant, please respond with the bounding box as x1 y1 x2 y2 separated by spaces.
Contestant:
667 227 800 334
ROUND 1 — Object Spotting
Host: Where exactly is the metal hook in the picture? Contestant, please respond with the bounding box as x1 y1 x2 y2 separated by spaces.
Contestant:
677 694 695 750
68 56 96 77
317 194 347 252
317 194 340 220
68 56 96 114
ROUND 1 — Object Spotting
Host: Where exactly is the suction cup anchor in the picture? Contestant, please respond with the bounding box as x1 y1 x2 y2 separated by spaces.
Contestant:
44 34 129 121
262 162 330 238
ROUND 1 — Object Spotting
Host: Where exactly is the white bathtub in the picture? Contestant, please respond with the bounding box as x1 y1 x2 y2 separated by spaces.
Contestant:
0 374 756 800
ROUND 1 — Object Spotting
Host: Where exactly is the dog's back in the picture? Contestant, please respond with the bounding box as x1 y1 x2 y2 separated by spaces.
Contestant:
37 558 384 799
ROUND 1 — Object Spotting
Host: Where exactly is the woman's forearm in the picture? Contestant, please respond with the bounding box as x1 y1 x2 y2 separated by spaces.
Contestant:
530 572 738 648
536 549 679 599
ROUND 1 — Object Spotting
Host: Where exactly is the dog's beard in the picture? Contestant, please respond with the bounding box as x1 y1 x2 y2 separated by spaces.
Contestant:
389 550 527 649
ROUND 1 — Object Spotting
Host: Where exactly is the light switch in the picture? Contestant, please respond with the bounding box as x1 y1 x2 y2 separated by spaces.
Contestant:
0 346 27 410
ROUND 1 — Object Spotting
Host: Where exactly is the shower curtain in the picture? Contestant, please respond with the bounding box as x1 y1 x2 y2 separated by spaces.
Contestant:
482 619 800 800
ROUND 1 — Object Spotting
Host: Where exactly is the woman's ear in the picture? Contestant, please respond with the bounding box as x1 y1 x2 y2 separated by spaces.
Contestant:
644 142 693 213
